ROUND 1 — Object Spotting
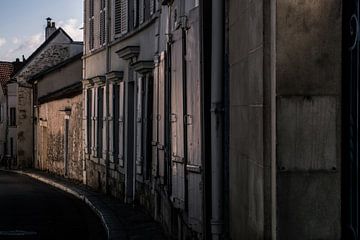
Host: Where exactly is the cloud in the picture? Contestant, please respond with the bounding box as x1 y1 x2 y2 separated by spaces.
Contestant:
4 33 43 60
59 18 83 41
0 37 6 47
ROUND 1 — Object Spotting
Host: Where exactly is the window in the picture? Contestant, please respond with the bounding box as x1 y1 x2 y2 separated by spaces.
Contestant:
100 0 106 45
87 89 92 153
113 85 120 162
89 0 95 50
133 0 138 27
97 87 104 157
115 0 128 35
149 0 155 16
0 105 2 122
9 108 16 126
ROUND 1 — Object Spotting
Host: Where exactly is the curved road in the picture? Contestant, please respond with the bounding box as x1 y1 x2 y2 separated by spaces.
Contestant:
0 171 107 240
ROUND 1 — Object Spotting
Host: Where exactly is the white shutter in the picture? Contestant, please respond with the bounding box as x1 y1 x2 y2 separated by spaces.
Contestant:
150 0 154 15
139 0 144 24
133 0 138 27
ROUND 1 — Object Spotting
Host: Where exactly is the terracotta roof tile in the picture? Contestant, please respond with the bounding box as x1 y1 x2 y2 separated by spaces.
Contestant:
0 62 14 93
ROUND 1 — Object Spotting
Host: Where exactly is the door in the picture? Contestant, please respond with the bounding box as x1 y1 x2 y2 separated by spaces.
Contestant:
344 1 360 239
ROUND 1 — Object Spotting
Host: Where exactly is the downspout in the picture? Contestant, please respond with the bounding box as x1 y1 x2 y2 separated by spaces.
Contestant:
210 0 224 239
105 0 112 194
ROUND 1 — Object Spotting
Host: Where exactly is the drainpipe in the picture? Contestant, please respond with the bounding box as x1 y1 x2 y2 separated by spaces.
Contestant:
104 0 112 194
210 0 224 239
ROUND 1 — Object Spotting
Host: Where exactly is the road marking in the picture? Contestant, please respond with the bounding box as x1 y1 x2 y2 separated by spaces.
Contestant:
0 230 37 236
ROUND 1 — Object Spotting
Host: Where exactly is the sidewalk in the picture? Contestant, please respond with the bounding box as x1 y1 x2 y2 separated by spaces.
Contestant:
4 169 167 240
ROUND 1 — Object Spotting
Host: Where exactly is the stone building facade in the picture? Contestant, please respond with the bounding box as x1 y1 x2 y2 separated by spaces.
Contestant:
13 19 83 169
83 0 203 238
31 54 83 181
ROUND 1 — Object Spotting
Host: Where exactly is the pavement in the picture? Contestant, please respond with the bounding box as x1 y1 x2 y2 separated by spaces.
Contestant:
0 168 167 240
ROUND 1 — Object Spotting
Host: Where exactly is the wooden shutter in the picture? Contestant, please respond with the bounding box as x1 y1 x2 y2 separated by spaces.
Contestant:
100 0 106 45
136 76 143 174
119 81 125 167
114 0 122 35
139 0 144 24
152 58 159 177
158 52 165 179
171 29 185 209
89 0 95 50
149 0 154 15
186 10 203 233
133 0 138 27
121 0 128 34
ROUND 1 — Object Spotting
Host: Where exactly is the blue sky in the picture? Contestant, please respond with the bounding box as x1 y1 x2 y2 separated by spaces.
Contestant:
0 0 83 61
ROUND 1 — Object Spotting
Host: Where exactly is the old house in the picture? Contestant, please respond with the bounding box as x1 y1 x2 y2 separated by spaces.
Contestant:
83 0 203 238
30 53 83 181
0 62 13 160
13 18 83 169
0 59 25 167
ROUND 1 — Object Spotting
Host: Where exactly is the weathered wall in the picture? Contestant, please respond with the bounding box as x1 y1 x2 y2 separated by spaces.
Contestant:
36 94 83 182
7 82 17 159
276 0 342 239
37 58 82 98
228 0 267 238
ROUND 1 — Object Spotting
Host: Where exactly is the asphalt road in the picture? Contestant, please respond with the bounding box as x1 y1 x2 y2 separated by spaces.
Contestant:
0 171 107 240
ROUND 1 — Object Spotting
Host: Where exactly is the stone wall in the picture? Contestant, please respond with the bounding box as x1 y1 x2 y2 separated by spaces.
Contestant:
36 94 83 182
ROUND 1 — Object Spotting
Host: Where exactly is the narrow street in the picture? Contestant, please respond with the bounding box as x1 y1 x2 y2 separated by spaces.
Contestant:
0 171 106 240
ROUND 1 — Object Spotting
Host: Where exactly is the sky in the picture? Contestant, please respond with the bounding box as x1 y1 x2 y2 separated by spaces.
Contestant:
0 0 83 62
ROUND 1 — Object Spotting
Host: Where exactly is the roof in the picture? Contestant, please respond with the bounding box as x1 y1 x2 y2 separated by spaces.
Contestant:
0 62 14 94
29 52 83 83
14 27 74 78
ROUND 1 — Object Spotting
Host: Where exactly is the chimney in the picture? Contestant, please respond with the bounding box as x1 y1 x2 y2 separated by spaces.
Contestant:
45 17 57 39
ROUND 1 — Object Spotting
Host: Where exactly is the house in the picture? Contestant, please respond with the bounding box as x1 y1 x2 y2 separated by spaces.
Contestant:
0 59 25 167
0 62 13 161
29 53 83 181
83 0 203 238
13 18 83 169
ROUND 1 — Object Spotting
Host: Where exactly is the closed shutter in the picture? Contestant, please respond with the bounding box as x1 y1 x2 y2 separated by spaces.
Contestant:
119 81 125 167
114 0 122 35
149 0 154 15
100 0 106 45
133 0 138 27
171 29 185 209
158 52 166 180
152 59 159 177
89 0 95 50
113 84 120 163
139 0 144 24
136 76 143 174
121 0 128 34
186 10 202 233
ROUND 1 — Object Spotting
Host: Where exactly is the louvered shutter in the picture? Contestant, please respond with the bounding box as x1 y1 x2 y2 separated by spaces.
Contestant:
100 0 106 45
133 0 138 27
114 0 122 35
139 0 144 24
150 0 154 15
89 0 95 50
121 0 128 34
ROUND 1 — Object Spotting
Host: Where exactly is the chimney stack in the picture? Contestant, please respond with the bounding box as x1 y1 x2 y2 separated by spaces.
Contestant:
45 17 57 40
